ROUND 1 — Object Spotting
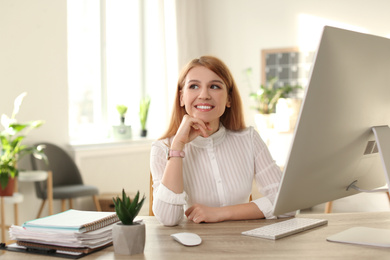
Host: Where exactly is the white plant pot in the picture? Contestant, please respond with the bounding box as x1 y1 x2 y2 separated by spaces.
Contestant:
112 222 145 255
112 124 132 139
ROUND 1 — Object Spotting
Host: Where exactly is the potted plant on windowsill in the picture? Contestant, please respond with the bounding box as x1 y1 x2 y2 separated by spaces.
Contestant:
139 97 150 137
0 92 45 196
112 189 146 255
112 104 132 140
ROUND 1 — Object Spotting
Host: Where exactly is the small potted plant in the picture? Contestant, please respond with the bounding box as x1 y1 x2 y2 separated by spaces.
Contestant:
0 92 45 196
139 97 150 137
244 68 301 132
112 104 132 140
249 77 301 115
112 189 146 255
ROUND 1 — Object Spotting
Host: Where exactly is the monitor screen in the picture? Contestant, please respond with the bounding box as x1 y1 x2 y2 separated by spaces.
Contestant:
273 26 390 216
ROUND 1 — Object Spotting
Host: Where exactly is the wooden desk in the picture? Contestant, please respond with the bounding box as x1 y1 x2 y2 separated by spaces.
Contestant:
1 211 390 259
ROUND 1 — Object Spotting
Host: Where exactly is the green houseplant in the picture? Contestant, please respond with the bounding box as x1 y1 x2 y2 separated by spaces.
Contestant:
139 97 150 137
244 68 301 114
112 189 146 255
116 105 128 125
0 92 45 195
244 68 302 135
113 189 145 225
249 77 301 115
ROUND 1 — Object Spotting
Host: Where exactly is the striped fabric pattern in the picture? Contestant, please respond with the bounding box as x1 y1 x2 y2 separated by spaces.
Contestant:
150 124 284 225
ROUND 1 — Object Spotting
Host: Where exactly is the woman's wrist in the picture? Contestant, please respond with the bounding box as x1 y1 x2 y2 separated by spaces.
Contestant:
219 207 232 222
167 149 185 160
171 138 185 151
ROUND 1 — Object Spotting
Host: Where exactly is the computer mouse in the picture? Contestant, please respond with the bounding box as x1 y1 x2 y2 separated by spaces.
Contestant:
171 232 202 246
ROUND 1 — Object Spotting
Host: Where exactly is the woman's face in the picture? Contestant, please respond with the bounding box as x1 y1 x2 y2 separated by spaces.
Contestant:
180 66 231 132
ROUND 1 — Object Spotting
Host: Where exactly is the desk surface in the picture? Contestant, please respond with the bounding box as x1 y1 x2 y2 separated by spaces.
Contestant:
2 211 390 259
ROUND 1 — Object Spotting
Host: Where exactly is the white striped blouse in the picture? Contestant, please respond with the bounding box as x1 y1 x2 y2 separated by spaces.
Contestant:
150 124 292 226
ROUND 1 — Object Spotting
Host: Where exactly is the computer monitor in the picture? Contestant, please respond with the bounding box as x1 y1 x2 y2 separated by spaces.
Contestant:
273 26 390 216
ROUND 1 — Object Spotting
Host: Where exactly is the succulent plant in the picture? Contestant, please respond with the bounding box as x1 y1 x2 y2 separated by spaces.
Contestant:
113 189 145 225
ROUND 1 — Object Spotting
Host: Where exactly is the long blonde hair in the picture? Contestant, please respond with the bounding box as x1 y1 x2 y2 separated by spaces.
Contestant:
160 56 246 139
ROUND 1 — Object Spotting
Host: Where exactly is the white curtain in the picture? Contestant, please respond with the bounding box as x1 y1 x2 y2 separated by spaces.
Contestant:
175 0 207 69
143 0 177 138
144 0 206 138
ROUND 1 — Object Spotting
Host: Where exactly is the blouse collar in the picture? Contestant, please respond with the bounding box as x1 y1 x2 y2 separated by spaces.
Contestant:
190 123 226 148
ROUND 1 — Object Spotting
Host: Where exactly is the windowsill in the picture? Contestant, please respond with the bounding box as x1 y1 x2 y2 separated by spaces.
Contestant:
69 137 154 151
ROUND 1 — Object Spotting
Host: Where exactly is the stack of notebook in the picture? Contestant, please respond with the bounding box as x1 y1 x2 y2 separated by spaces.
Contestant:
7 209 120 258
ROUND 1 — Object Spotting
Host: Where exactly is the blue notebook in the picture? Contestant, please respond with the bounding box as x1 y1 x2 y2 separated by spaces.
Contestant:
22 209 119 233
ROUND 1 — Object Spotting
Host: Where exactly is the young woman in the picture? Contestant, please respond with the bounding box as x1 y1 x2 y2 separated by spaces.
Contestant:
150 56 294 226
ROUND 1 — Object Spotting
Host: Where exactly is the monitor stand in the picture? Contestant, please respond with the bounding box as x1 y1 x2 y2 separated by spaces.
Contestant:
372 125 390 192
326 125 390 247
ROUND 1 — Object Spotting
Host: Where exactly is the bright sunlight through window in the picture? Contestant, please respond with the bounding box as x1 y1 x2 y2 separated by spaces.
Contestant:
68 0 142 142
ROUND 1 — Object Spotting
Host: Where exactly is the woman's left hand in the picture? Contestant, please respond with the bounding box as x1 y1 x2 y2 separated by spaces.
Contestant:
185 204 227 224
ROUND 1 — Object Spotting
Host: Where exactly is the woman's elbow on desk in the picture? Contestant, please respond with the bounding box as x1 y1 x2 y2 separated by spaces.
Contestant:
153 204 184 226
155 214 184 226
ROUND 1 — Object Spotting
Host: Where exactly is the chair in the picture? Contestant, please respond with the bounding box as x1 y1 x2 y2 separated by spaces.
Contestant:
149 172 154 216
30 142 101 218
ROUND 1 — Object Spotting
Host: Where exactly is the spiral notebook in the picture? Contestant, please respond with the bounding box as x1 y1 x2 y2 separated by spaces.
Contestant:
22 209 120 233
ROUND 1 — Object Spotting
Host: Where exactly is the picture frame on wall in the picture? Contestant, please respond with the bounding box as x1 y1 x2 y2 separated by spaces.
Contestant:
261 47 314 98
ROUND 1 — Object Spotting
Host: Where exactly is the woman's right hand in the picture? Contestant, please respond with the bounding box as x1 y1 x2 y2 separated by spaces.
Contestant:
161 115 210 193
170 115 212 150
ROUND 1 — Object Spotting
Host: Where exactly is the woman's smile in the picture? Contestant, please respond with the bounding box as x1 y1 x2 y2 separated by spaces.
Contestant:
180 66 231 133
195 103 215 111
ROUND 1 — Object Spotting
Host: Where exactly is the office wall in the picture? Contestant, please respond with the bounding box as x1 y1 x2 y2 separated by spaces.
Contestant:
0 0 68 146
1 0 390 229
0 0 70 229
71 140 152 215
195 0 390 128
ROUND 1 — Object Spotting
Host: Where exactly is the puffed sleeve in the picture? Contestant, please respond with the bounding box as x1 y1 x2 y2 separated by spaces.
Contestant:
150 140 188 226
249 128 296 219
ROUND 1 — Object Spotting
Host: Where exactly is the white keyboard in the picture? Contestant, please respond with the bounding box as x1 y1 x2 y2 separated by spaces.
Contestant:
242 218 328 240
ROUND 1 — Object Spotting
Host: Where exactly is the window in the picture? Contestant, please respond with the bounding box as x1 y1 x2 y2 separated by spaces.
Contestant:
68 0 142 142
